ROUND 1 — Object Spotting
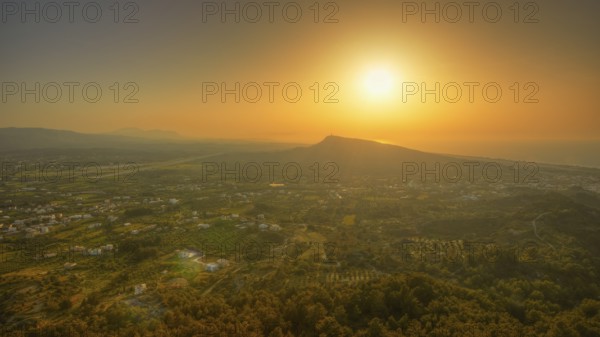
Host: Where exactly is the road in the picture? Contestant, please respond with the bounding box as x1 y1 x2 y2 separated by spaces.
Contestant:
531 212 555 250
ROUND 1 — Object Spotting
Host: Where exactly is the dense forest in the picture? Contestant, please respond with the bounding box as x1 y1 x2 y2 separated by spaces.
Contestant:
3 271 600 337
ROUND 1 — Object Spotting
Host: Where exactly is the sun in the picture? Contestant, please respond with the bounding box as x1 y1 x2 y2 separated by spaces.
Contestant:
363 67 395 98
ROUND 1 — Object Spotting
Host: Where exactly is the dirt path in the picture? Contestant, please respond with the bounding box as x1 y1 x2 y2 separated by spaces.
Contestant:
532 212 555 250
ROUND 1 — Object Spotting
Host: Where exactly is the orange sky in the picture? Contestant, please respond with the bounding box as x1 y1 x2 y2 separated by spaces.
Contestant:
1 0 599 150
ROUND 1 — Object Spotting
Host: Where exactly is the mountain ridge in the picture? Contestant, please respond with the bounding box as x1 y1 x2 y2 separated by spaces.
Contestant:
107 128 183 140
2 128 599 171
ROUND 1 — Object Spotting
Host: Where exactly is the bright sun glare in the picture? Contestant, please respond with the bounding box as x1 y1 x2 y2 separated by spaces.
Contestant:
363 68 395 98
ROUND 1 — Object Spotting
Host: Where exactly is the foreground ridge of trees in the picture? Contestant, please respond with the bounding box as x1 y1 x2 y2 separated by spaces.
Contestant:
4 272 600 337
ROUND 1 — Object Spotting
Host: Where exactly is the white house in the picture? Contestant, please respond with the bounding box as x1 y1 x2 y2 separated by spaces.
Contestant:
205 263 219 272
88 248 102 256
178 249 198 259
134 283 147 295
258 223 269 231
197 223 210 229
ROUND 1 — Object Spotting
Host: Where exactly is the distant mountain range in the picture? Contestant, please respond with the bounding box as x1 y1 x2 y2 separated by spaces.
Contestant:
0 127 148 151
0 128 296 154
0 128 599 172
107 128 183 140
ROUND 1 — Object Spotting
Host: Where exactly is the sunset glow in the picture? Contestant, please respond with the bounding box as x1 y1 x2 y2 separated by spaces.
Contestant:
363 67 396 99
2 1 600 335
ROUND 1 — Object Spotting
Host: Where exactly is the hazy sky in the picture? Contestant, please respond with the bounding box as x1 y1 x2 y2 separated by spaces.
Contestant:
1 0 599 149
